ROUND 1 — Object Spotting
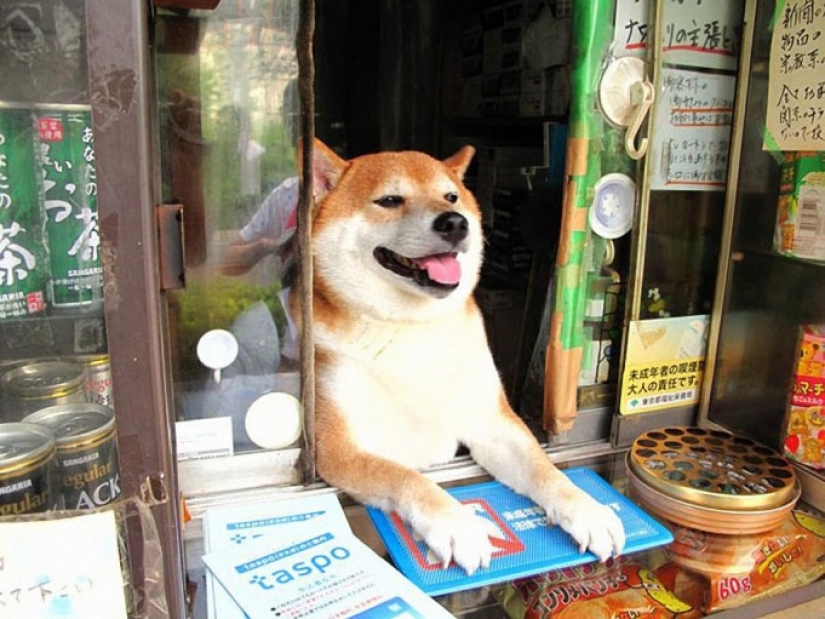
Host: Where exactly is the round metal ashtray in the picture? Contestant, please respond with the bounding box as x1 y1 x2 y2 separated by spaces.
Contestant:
626 426 800 534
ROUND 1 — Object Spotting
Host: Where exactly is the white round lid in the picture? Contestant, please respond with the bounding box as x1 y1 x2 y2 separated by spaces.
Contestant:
245 392 303 450
589 173 636 239
196 329 239 371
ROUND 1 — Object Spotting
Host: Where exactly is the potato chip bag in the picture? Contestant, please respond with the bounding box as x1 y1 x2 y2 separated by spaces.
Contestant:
494 557 698 618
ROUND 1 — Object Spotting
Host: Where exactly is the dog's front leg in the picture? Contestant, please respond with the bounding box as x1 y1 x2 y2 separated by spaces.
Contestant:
464 403 626 561
316 411 497 575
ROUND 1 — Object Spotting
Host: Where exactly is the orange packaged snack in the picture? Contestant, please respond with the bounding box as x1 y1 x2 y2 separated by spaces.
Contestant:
782 324 825 469
495 557 699 618
652 509 825 613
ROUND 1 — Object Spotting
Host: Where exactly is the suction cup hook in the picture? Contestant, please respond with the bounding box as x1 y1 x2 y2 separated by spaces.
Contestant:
197 329 239 384
598 57 655 161
589 173 636 240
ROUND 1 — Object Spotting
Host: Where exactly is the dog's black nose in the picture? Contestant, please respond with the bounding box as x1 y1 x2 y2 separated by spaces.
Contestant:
433 211 468 244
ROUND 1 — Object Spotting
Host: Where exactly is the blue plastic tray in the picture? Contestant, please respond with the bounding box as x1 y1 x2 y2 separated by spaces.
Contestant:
367 466 673 596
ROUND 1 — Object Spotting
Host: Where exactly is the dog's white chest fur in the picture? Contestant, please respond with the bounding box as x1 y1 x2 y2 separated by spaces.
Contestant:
316 308 500 468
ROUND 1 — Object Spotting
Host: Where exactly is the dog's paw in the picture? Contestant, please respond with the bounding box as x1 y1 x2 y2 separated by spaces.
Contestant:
549 494 626 561
413 503 498 575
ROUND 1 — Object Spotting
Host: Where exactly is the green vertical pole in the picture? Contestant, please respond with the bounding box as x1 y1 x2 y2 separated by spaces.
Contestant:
544 0 613 434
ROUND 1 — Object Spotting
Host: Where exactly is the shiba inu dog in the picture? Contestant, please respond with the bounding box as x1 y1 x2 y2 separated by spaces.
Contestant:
299 138 625 575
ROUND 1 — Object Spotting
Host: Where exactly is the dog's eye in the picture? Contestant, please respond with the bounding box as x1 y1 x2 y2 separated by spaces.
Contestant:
445 192 459 204
374 195 405 208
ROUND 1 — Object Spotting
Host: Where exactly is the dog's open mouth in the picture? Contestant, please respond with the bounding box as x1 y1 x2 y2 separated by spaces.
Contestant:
373 247 461 290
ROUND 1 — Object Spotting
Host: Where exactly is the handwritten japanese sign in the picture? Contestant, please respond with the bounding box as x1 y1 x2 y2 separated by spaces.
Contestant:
620 315 709 414
614 0 649 58
765 0 825 151
661 0 744 70
0 510 127 618
651 69 736 190
613 0 743 69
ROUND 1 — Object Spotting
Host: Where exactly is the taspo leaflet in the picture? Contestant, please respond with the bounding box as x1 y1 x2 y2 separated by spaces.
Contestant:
203 492 351 619
202 494 454 619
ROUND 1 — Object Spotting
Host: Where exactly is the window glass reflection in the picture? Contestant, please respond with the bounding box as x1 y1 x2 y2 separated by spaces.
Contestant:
155 1 300 456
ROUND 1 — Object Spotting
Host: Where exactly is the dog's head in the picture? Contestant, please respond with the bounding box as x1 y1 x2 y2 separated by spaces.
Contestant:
308 139 483 321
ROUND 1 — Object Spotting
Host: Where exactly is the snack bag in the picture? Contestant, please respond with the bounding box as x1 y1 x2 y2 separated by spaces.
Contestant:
494 557 698 618
652 509 825 613
774 151 825 262
782 324 825 468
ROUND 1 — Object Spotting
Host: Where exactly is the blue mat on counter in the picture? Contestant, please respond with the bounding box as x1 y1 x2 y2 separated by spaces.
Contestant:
366 466 673 596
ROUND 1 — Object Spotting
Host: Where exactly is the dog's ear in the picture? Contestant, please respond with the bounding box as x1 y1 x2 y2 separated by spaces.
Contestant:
300 138 347 202
442 146 476 180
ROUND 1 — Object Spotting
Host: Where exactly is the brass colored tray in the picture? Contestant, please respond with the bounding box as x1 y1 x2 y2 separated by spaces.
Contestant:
627 458 800 536
628 426 798 512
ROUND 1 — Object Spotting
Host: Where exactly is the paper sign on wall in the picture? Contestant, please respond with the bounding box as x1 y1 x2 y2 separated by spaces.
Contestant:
650 69 736 191
614 0 649 58
660 0 744 71
765 0 825 151
0 510 128 618
620 315 709 415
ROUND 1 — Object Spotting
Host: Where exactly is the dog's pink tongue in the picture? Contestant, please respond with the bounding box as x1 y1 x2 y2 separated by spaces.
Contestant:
415 254 462 285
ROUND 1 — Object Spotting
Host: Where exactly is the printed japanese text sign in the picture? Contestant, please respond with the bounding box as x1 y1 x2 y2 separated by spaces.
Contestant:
203 492 350 619
0 510 128 619
766 0 825 150
620 315 709 415
367 468 673 596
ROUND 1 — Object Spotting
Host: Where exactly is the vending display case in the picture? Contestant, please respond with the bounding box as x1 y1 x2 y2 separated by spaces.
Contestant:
0 0 187 616
699 0 825 506
3 1 825 618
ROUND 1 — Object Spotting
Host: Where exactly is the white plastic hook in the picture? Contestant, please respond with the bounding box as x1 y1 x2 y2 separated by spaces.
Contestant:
624 78 655 160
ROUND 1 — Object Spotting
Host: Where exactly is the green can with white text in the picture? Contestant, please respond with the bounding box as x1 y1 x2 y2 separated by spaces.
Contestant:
35 106 103 311
0 105 48 318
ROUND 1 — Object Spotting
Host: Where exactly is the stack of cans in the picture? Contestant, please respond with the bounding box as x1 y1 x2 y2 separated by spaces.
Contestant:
0 355 119 514
0 402 120 514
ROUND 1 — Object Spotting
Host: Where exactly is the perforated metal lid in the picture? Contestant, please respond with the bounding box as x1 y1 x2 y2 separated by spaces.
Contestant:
628 426 798 511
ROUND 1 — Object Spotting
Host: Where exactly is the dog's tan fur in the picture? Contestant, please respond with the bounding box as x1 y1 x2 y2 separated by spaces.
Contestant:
295 139 625 574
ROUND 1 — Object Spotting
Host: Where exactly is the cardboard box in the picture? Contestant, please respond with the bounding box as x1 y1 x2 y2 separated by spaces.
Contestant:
782 324 825 468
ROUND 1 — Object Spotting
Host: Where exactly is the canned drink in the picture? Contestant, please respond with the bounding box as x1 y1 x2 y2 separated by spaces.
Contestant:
34 105 103 311
23 403 121 510
77 354 113 408
0 105 48 319
0 422 58 515
0 359 86 421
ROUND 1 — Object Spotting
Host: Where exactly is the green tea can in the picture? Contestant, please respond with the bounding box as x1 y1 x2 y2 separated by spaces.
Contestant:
23 403 121 510
0 105 48 318
0 422 58 515
35 106 103 311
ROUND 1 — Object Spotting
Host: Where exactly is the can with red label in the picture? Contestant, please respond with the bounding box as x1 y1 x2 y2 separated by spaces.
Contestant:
0 104 48 319
77 353 113 408
0 422 58 515
23 403 121 510
34 105 103 311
